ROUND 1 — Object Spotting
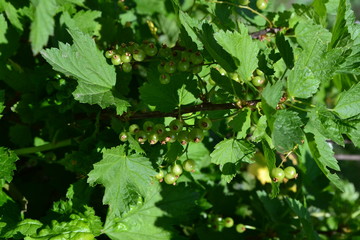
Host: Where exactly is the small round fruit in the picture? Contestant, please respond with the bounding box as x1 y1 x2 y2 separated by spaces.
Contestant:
158 44 172 58
136 130 147 144
169 119 183 132
144 43 158 56
190 51 203 64
111 54 122 65
189 128 204 143
236 223 246 233
252 76 266 87
119 132 128 142
223 217 234 228
154 123 166 135
256 69 264 76
170 163 183 176
155 170 164 180
122 62 132 72
129 124 140 135
132 49 146 62
164 61 177 74
105 50 114 58
143 121 154 132
192 65 202 74
198 117 212 130
177 58 190 72
164 131 177 143
148 132 159 145
239 0 250 5
284 166 297 179
164 173 177 184
177 130 190 145
121 52 132 63
271 167 285 183
256 0 268 10
158 62 166 73
183 159 196 172
159 73 171 84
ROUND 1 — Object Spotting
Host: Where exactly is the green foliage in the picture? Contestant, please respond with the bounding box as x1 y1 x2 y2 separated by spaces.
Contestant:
1 0 360 239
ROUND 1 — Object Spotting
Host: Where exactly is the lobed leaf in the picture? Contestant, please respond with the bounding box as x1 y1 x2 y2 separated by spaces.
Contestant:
333 82 360 119
262 80 284 109
0 147 18 184
0 14 7 44
272 110 303 153
87 146 157 216
30 0 58 55
214 26 259 81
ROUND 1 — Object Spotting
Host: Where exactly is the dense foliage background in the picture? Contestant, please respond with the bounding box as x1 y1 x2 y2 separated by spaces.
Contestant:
1 0 360 239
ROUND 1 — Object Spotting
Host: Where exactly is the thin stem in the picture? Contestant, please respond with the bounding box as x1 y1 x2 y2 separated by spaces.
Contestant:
207 0 273 27
283 102 310 112
13 138 74 155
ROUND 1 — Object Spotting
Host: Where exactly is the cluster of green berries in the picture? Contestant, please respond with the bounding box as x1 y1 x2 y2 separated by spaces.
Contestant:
214 66 266 87
239 0 269 10
155 159 196 185
157 46 204 84
105 41 159 72
271 166 298 183
105 41 204 84
207 214 247 233
119 117 212 146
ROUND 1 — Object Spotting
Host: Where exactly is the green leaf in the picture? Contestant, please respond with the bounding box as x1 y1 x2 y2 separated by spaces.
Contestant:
41 29 129 114
275 33 294 69
272 110 303 153
127 134 145 155
347 121 360 148
0 14 8 44
60 10 102 36
133 0 166 15
262 80 284 109
210 139 255 182
287 20 343 99
229 108 251 139
30 0 58 55
178 11 203 50
333 82 360 119
214 26 259 81
139 73 197 112
210 68 244 98
0 147 18 183
285 198 320 240
251 115 273 148
262 142 279 198
2 219 42 239
198 23 236 73
308 105 344 146
104 183 199 240
87 146 157 216
0 0 23 31
305 124 344 191
0 90 4 119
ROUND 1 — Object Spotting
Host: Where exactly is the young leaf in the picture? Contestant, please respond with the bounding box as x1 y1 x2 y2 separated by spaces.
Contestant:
229 108 251 139
262 142 279 198
0 90 4 119
305 124 344 192
308 105 344 146
210 139 255 182
2 219 42 239
104 183 199 240
198 23 236 73
333 82 360 119
0 14 8 44
272 110 303 153
0 147 18 183
285 198 320 240
0 0 23 31
275 33 294 69
60 10 102 36
210 68 244 98
287 21 343 99
178 11 203 49
262 80 284 109
30 0 58 55
87 146 157 216
214 26 259 81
